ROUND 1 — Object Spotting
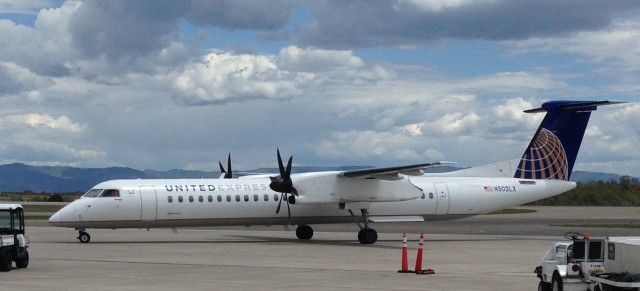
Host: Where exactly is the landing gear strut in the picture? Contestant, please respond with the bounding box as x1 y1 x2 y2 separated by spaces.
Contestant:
349 208 378 244
77 230 90 243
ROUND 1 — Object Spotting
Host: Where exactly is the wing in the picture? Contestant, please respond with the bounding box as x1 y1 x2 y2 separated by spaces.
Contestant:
338 161 452 180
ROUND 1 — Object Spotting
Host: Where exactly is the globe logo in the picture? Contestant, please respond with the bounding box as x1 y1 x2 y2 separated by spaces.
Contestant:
517 128 569 180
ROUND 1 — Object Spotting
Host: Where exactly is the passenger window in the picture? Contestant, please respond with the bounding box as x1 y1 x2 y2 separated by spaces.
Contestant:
264 194 269 201
178 196 183 203
101 189 120 197
208 195 213 202
244 195 249 202
217 195 222 202
189 196 194 203
253 195 259 202
198 195 204 202
226 195 231 202
235 195 241 202
274 194 279 201
428 192 434 199
168 196 173 203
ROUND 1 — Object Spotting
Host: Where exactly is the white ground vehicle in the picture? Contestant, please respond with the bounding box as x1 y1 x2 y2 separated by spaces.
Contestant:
535 232 640 291
0 204 29 271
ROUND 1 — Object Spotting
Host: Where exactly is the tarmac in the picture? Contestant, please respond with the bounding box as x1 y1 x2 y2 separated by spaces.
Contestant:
5 206 640 290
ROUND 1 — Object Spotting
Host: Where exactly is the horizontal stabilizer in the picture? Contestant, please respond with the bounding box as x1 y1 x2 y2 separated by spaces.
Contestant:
524 100 626 113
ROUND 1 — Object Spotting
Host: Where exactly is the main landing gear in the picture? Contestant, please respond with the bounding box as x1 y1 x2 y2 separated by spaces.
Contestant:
294 205 378 244
353 208 377 245
77 230 91 243
294 223 377 244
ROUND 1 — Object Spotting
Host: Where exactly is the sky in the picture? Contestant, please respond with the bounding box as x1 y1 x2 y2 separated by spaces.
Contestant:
0 0 639 176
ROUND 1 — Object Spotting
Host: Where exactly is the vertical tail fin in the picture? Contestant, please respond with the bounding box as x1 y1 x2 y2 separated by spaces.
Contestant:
514 100 624 180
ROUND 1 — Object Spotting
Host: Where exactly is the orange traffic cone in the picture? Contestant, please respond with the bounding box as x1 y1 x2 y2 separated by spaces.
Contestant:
398 233 413 273
415 233 435 275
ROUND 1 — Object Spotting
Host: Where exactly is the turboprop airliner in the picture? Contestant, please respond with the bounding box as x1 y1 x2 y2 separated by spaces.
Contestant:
49 100 623 244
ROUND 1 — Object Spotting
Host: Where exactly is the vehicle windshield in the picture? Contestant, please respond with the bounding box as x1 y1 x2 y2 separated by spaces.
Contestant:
0 211 11 230
82 189 103 198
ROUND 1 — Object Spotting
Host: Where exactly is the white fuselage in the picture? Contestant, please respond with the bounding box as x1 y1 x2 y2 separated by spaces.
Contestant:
49 173 576 229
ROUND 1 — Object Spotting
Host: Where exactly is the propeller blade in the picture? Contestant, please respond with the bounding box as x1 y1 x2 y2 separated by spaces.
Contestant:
276 195 283 214
218 161 226 176
276 148 286 177
218 153 233 179
285 156 293 178
226 153 232 179
286 195 291 223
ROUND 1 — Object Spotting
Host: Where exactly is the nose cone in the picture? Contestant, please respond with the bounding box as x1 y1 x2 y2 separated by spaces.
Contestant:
49 203 78 227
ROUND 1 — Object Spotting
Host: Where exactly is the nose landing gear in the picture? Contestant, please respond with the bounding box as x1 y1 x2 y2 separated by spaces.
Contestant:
77 230 91 243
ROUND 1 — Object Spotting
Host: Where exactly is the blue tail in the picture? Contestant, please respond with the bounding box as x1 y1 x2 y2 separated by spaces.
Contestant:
514 100 623 181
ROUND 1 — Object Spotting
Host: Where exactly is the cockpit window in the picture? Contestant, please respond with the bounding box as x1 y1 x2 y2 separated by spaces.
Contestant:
82 189 103 198
100 189 120 198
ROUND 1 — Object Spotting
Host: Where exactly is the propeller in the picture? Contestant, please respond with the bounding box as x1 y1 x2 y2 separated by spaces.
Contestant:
218 153 232 179
269 148 298 222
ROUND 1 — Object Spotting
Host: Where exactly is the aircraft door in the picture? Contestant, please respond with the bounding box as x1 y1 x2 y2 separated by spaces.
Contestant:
434 182 450 215
139 186 157 221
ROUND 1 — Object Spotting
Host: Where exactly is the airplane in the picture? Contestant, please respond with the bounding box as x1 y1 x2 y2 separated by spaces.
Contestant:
49 100 624 244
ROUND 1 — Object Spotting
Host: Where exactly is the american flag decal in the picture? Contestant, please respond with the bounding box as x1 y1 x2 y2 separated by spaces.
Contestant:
483 186 493 192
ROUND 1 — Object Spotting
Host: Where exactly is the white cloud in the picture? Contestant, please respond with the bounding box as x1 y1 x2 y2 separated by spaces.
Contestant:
312 129 443 163
0 62 54 95
462 72 567 93
278 46 365 72
511 19 640 74
171 47 390 105
424 112 480 135
172 51 308 104
4 113 86 132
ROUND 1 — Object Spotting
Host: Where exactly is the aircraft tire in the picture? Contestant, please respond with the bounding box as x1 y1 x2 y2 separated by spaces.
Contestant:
78 231 91 243
296 225 313 240
358 228 378 245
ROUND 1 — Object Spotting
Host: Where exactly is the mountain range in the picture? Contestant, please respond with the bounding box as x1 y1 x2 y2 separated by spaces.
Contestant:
0 163 630 193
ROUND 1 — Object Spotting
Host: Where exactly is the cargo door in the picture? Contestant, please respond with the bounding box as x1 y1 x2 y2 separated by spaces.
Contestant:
139 186 157 221
435 182 450 215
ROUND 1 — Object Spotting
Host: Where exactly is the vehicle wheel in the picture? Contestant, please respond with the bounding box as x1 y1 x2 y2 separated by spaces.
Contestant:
0 251 12 272
78 231 91 243
357 228 378 245
538 280 552 291
296 225 313 240
15 249 28 268
552 273 563 291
